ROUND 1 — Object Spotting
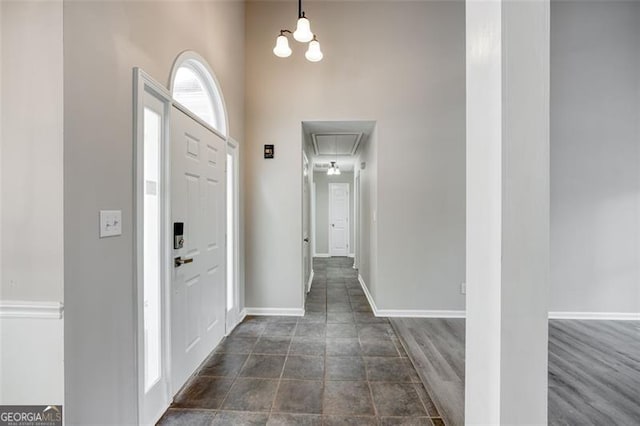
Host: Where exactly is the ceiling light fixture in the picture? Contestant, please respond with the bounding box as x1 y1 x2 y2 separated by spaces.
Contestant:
273 30 293 58
273 0 323 62
327 161 341 176
327 136 341 176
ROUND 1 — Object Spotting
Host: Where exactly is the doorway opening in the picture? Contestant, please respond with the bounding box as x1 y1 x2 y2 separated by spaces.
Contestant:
300 121 376 301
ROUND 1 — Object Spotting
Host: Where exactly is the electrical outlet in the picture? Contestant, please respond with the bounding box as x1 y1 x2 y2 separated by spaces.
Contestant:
460 282 466 295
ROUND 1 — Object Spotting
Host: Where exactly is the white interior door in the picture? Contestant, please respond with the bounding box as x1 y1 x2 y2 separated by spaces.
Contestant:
171 106 226 394
329 183 350 257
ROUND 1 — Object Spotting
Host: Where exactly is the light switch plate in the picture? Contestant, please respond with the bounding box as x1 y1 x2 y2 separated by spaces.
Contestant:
100 210 122 238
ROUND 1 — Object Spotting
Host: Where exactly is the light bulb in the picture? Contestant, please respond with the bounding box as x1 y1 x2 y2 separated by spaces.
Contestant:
305 38 323 62
327 167 334 176
293 16 313 43
334 166 341 175
273 34 292 58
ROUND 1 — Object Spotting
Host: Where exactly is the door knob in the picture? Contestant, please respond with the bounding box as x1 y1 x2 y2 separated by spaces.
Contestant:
174 256 194 267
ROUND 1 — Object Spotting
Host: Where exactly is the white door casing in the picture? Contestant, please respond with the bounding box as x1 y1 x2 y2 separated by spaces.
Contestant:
302 153 312 294
135 69 172 426
170 106 226 394
329 183 350 257
353 172 360 269
226 139 240 332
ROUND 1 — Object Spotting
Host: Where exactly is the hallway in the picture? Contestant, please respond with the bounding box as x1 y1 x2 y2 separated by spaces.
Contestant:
158 257 444 425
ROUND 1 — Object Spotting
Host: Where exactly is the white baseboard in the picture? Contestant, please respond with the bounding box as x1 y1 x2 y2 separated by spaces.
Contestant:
549 311 640 321
244 307 305 316
0 300 64 319
357 276 465 318
353 281 639 321
378 309 467 318
306 270 314 293
358 274 380 316
314 253 354 259
226 309 248 335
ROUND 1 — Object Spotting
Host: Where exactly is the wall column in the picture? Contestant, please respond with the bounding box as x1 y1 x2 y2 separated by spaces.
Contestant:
465 0 550 424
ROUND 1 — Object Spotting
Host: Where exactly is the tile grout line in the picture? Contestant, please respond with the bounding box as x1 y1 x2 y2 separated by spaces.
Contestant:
358 270 381 422
189 260 435 424
390 323 445 422
215 328 264 414
266 316 298 420
320 282 327 417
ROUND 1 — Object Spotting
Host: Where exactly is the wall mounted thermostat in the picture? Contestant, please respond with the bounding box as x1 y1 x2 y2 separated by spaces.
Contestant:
174 222 184 249
264 144 274 159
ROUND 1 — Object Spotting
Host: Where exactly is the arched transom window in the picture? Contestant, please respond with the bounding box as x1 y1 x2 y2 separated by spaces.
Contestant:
170 52 227 136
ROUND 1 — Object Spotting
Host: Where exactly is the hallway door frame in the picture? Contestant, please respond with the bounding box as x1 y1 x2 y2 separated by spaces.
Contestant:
353 170 360 269
302 151 312 298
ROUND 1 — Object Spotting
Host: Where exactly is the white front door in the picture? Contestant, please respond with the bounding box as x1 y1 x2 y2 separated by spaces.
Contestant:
171 106 226 394
329 183 349 257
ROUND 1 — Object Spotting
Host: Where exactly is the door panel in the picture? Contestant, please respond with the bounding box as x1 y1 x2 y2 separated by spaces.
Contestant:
329 183 349 257
171 106 226 394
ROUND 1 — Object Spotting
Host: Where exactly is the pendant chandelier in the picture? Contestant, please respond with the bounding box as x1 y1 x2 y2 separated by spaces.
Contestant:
273 0 323 62
327 161 341 176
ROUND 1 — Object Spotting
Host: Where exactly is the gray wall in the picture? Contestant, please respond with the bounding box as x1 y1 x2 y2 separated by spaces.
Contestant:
63 1 245 424
314 171 354 255
357 134 378 300
0 0 65 405
551 0 640 314
245 1 466 311
1 0 63 302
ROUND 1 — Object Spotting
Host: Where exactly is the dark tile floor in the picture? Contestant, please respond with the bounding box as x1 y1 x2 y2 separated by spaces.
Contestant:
158 257 445 426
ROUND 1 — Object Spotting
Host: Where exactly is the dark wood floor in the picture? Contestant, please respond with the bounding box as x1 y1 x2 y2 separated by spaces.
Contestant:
390 318 640 426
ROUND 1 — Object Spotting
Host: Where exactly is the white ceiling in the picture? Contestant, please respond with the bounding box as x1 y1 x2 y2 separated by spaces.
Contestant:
312 133 362 156
302 120 375 172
